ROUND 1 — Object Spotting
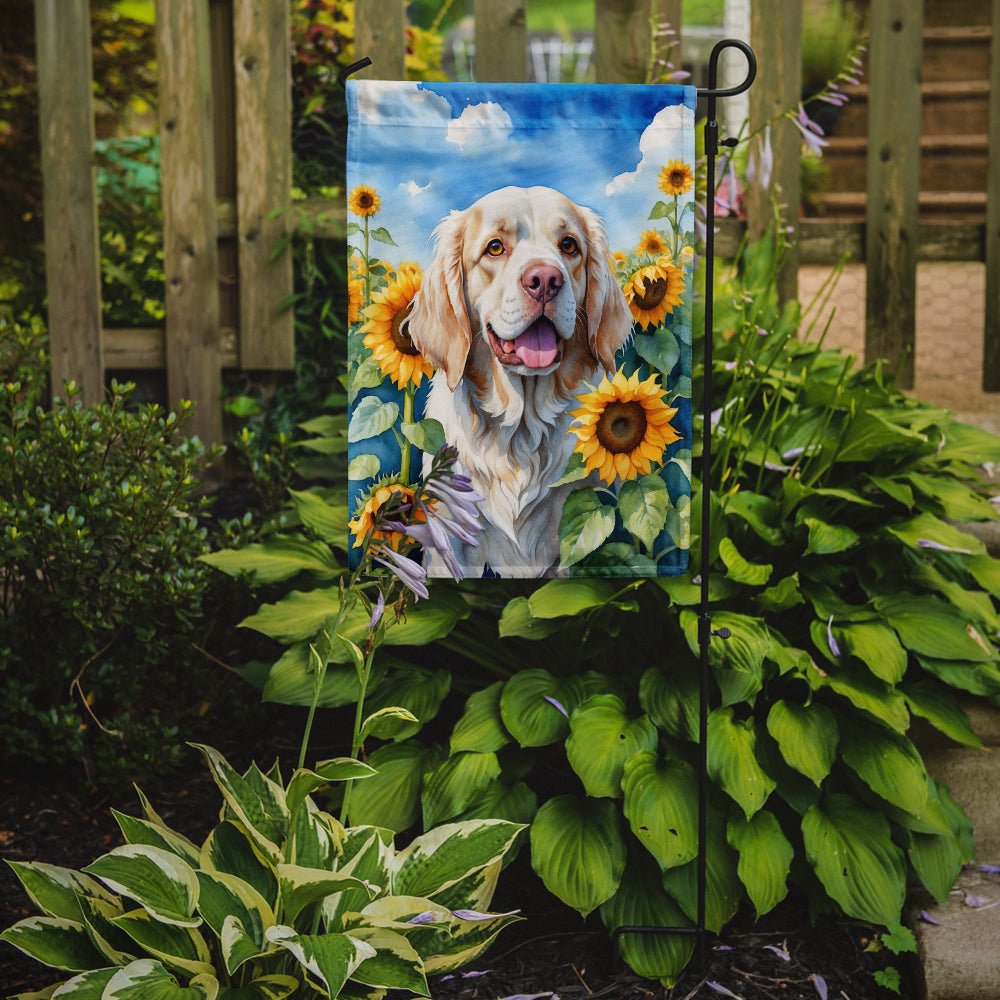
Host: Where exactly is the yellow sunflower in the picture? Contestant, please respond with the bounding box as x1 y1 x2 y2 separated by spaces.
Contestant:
569 370 681 485
349 482 429 550
657 159 695 196
348 273 365 324
636 230 669 256
622 256 685 328
348 185 381 218
360 267 435 389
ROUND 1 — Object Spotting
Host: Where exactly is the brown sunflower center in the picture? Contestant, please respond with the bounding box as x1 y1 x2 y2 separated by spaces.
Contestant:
357 192 375 210
669 170 687 189
595 400 647 454
390 301 419 355
634 278 668 311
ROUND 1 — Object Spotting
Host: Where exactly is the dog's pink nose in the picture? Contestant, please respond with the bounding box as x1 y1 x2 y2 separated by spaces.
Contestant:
521 264 563 303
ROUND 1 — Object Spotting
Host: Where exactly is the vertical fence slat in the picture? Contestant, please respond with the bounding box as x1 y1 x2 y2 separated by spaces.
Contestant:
983 0 1000 390
864 0 923 389
474 0 527 82
746 0 801 304
355 0 406 80
233 0 294 369
157 0 223 445
594 0 656 84
34 0 103 405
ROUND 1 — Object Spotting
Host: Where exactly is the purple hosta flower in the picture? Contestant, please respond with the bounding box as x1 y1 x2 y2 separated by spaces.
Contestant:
451 908 521 921
404 509 463 582
544 695 569 718
763 944 791 962
706 982 742 999
827 615 841 658
917 538 973 555
407 911 438 925
746 125 774 191
367 590 385 631
979 864 1000 874
441 970 493 981
715 156 742 216
812 974 828 1000
790 103 828 157
371 543 429 600
497 994 558 1000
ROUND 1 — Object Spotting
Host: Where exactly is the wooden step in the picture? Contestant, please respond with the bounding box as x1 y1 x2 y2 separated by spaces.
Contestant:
813 189 987 222
922 25 993 83
822 134 989 193
833 80 991 138
921 0 992 28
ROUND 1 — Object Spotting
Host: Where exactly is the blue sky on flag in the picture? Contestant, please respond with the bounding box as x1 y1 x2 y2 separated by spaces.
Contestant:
346 80 697 266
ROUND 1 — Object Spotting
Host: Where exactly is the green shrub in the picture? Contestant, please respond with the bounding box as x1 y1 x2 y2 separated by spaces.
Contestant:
1 744 524 998
0 317 220 783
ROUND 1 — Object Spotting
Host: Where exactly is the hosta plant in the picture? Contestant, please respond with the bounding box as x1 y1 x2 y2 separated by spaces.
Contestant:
341 233 1000 984
1 744 523 999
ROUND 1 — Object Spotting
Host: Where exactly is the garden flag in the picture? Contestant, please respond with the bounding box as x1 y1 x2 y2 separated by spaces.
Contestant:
346 81 696 579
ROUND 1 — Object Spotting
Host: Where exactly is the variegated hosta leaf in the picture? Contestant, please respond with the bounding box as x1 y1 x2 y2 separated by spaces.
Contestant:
191 746 288 863
277 864 375 926
706 707 776 819
565 695 658 799
621 751 699 871
77 894 136 966
102 958 218 999
0 916 107 972
726 810 793 918
110 908 214 979
423 859 501 916
285 761 375 825
214 975 300 1000
112 811 202 868
599 853 694 987
323 829 393 931
200 822 278 910
4 861 118 922
83 846 200 928
344 926 429 995
529 795 626 917
288 802 343 870
391 820 524 901
195 871 274 974
802 793 906 927
421 906 523 975
450 682 511 754
45 966 118 997
765 700 838 786
265 925 376 998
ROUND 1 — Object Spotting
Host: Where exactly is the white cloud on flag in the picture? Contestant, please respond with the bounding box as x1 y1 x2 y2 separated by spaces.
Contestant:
605 102 693 195
402 179 432 198
446 102 514 153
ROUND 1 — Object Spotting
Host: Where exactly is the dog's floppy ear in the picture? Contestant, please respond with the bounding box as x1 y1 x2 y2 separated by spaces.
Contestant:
581 208 633 373
403 210 472 392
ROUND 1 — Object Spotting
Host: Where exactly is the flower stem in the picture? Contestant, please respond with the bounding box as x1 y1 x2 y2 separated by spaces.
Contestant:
339 644 376 826
400 386 415 484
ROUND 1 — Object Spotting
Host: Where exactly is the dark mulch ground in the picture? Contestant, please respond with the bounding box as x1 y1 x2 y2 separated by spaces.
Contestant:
1 742 915 1000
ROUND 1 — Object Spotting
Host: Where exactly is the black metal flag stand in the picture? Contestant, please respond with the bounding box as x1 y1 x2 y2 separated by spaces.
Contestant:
340 37 758 974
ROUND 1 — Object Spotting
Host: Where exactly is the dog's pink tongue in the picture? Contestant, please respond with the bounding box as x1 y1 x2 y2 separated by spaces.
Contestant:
513 319 558 368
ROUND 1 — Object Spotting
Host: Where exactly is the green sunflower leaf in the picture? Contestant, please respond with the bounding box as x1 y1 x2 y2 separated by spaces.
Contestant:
618 475 670 551
400 417 446 455
347 396 399 444
558 488 617 569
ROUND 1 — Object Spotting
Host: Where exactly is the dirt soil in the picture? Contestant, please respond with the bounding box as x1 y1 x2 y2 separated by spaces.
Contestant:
1 744 913 1000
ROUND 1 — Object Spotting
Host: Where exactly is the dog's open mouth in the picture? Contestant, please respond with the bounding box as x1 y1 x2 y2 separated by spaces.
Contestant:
488 318 560 368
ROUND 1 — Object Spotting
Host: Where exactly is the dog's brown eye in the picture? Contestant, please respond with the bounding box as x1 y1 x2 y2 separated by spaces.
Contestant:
485 238 505 257
559 235 580 256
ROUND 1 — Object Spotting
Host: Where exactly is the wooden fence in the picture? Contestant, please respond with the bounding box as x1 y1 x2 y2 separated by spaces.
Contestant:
33 0 1000 445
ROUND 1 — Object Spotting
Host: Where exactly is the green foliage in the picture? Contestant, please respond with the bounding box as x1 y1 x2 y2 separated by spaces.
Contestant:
320 233 995 983
1 744 524 998
0 317 220 783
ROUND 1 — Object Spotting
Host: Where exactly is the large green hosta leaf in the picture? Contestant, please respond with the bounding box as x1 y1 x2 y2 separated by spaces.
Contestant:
346 740 442 832
499 670 585 747
621 751 699 871
838 718 929 817
450 681 511 754
199 536 340 584
707 708 775 818
727 810 793 918
639 665 699 742
900 680 982 748
765 700 838 786
565 695 658 798
526 578 623 618
830 621 907 684
421 751 502 828
530 795 627 917
802 793 906 926
600 852 694 987
680 610 771 706
874 594 996 663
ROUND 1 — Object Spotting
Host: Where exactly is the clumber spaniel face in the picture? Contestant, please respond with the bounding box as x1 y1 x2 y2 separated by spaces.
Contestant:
403 185 634 577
